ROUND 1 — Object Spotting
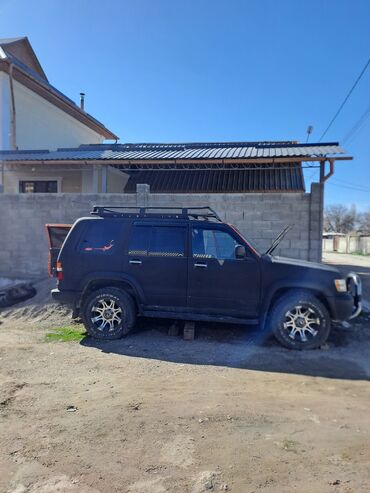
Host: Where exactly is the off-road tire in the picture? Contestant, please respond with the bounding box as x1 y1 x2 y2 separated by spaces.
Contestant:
82 287 136 340
269 290 331 350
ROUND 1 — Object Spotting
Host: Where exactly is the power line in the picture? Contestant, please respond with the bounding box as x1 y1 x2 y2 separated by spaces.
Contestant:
342 103 370 144
328 181 370 193
332 178 370 192
319 58 370 142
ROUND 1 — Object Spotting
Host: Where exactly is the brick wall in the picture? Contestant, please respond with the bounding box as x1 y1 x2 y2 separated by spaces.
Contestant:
0 183 323 278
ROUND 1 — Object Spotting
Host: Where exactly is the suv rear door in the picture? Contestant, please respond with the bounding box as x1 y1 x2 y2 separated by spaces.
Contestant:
125 222 188 309
45 224 72 276
187 224 260 318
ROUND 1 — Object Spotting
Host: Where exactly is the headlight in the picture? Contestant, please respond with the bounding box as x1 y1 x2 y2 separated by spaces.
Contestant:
334 279 347 293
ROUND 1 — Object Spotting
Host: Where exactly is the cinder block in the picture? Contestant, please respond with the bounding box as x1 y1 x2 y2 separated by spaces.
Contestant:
183 321 195 341
290 240 309 250
168 322 180 336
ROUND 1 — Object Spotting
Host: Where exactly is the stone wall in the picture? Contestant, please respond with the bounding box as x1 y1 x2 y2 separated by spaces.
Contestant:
0 183 323 278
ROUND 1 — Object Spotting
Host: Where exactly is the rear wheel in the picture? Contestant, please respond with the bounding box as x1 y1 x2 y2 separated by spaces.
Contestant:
269 291 331 350
82 287 136 340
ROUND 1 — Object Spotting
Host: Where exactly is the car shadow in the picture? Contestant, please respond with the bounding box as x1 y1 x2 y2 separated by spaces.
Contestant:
80 315 370 381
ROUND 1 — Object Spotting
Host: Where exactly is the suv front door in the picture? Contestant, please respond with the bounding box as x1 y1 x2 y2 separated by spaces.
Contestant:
187 225 260 318
125 222 188 309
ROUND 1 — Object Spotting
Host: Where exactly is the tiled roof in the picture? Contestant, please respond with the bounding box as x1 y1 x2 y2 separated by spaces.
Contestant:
0 141 346 162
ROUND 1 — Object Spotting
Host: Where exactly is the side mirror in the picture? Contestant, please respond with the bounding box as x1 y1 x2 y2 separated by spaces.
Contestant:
235 245 246 259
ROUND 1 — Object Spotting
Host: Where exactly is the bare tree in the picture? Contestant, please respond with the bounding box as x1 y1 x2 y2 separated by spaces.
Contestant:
358 210 370 234
324 204 357 233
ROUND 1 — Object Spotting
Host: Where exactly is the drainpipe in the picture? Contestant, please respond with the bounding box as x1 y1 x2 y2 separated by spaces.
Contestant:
8 63 17 150
0 160 4 192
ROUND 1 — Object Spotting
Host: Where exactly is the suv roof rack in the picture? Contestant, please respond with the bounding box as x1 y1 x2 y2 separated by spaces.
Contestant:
91 205 222 222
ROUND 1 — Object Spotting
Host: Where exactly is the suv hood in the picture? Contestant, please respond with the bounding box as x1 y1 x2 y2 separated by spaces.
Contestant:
267 255 340 274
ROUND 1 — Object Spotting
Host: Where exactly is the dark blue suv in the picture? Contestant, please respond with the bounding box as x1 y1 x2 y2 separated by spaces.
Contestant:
50 206 361 350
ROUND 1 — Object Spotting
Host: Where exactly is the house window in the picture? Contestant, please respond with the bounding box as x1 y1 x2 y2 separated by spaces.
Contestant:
19 180 58 193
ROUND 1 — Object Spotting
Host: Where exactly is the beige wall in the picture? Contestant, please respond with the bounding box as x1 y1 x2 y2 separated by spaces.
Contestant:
323 235 370 254
1 163 129 193
2 163 83 193
107 166 129 192
0 73 104 151
0 72 11 150
13 81 104 150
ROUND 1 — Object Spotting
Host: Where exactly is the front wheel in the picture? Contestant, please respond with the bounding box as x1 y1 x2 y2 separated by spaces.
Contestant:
269 291 331 350
82 287 136 340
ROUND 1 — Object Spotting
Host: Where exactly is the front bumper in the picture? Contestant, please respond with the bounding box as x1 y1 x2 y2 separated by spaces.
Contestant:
346 272 362 320
326 273 362 321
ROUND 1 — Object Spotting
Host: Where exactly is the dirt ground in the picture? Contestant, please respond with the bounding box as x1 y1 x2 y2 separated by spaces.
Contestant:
1 279 370 493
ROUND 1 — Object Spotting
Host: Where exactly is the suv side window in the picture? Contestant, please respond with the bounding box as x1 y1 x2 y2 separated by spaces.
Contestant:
192 228 239 259
79 220 121 254
128 226 150 256
128 225 185 257
149 227 185 257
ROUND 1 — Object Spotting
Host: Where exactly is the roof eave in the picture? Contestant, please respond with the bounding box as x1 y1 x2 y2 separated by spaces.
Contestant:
20 37 49 82
0 155 353 166
0 58 119 141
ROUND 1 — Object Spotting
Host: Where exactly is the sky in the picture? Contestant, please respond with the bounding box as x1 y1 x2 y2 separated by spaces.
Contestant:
0 0 369 209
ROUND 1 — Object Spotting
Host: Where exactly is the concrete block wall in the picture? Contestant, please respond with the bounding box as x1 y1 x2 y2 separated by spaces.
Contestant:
0 184 323 278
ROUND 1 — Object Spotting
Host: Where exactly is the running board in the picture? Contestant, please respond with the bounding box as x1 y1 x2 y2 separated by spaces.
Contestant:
141 310 259 325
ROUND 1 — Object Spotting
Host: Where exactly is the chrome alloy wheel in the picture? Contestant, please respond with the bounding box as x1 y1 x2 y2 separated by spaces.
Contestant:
283 305 320 342
91 298 123 332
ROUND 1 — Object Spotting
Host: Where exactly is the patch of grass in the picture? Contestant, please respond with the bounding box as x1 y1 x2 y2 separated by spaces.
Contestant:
45 324 86 342
351 251 370 256
282 439 299 453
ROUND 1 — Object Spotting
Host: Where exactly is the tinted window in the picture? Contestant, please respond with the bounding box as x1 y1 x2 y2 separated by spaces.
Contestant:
149 227 185 257
79 221 121 254
192 228 239 259
19 180 57 193
128 226 151 255
128 226 185 257
47 226 71 248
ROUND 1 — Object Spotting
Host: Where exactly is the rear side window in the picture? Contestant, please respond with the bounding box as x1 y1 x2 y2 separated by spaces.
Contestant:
128 226 150 255
79 220 122 254
128 225 185 257
149 227 185 257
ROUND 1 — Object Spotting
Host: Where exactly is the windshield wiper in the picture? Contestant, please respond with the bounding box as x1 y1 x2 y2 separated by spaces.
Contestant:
265 225 293 256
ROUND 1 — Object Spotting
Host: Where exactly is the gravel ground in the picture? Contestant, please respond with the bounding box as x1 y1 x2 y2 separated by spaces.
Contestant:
0 279 370 493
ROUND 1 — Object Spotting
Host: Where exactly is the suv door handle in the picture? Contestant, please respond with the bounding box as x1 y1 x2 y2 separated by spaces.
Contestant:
194 262 207 268
129 259 142 265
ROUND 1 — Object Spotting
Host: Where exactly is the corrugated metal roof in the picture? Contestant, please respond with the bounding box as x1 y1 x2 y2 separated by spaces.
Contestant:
123 165 305 193
0 141 346 162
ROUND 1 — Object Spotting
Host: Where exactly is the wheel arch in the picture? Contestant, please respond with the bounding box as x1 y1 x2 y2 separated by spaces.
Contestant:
263 285 333 325
80 275 143 312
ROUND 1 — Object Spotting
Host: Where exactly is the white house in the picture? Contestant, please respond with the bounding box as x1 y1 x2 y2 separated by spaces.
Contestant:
0 36 124 192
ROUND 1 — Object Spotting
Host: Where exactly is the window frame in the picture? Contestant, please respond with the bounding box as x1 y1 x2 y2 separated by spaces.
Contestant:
19 179 60 193
190 224 248 261
127 222 188 258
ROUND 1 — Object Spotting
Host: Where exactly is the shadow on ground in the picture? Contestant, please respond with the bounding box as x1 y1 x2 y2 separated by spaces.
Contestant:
81 314 370 381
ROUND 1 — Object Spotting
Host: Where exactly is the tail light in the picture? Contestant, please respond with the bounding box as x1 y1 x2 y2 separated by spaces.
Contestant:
56 261 63 281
